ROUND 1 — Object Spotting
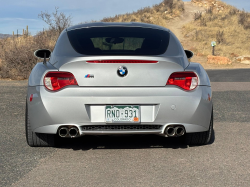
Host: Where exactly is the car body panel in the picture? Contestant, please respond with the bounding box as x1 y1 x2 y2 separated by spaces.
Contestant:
27 85 212 134
185 62 211 86
28 62 57 86
59 58 183 87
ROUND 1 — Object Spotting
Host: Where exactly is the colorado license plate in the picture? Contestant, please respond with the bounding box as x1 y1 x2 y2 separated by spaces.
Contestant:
105 105 140 123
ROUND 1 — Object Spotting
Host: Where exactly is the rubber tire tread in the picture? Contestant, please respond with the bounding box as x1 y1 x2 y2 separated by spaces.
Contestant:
25 101 55 147
185 110 213 146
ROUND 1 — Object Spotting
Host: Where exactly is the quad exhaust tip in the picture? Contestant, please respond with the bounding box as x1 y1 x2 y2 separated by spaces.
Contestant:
58 126 79 138
165 126 185 137
58 127 69 138
69 127 79 138
165 127 175 137
175 127 185 136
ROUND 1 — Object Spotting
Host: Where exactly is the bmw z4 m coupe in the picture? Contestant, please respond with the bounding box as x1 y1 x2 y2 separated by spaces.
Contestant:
26 22 213 147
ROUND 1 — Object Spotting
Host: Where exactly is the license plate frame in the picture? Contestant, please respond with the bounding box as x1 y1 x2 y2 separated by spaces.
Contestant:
105 105 140 123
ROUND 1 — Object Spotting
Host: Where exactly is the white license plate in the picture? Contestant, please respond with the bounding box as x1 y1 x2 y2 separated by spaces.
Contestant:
105 105 140 123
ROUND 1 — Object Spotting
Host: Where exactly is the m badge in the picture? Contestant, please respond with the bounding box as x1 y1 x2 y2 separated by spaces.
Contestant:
85 74 94 78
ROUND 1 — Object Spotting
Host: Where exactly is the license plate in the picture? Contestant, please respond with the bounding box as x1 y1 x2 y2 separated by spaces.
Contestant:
105 105 140 123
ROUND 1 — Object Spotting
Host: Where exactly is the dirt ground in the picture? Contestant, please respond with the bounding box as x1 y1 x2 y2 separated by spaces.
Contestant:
192 56 250 69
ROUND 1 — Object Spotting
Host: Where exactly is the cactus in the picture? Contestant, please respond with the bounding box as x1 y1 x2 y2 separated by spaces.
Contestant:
26 25 28 36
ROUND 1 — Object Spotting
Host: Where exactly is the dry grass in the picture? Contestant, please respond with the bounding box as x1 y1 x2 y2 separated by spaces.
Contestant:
100 0 185 28
0 30 58 79
183 0 250 60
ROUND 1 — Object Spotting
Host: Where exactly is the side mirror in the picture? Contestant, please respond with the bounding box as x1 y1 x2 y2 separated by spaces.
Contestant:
184 50 194 61
34 49 51 64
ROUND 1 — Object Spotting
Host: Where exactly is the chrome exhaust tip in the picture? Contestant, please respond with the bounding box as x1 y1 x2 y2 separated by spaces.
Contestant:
165 127 175 137
58 127 69 138
175 127 185 136
69 127 79 138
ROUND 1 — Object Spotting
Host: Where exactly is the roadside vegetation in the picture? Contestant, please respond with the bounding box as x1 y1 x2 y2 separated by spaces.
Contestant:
0 7 71 79
183 0 250 60
0 0 184 79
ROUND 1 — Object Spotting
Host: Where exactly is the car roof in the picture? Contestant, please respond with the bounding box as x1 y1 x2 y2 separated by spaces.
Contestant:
67 22 170 32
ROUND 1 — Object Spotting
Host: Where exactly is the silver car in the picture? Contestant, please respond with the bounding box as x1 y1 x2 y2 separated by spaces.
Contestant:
26 22 213 147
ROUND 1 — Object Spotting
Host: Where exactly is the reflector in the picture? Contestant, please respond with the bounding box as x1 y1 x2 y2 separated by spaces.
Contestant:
29 94 33 102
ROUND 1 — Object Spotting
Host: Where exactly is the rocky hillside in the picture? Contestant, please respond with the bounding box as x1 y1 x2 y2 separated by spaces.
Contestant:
100 0 185 28
182 0 250 64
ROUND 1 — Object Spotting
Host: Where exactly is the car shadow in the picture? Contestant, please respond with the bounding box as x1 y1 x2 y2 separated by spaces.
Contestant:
55 128 216 150
55 134 189 151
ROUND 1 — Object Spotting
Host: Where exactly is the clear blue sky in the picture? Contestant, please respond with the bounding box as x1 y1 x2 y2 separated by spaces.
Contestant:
0 0 249 35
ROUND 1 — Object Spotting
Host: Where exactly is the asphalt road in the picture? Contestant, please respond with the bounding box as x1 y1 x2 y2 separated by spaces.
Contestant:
1 69 250 187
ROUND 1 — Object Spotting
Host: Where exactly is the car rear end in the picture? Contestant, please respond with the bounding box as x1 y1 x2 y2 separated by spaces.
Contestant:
27 23 212 146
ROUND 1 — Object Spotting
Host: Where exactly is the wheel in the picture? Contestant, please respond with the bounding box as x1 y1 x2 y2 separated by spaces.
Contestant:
25 101 55 147
185 109 213 146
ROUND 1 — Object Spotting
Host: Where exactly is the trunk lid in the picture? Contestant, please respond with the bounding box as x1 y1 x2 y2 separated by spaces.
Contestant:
59 56 184 87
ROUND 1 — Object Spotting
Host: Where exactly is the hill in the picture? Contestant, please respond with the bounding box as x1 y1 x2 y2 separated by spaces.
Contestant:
0 34 11 38
100 0 250 68
182 0 250 67
100 0 185 28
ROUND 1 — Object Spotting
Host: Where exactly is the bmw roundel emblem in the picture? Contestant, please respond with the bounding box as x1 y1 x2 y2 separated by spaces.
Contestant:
117 66 128 77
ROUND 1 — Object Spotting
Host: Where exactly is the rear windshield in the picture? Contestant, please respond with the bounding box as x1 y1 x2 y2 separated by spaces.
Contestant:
67 27 170 55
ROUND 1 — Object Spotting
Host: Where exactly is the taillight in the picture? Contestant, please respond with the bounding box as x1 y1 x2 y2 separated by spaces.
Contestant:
87 60 158 63
44 72 78 91
167 72 198 91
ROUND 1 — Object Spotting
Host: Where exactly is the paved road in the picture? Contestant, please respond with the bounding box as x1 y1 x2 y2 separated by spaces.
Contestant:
207 69 250 82
1 69 250 187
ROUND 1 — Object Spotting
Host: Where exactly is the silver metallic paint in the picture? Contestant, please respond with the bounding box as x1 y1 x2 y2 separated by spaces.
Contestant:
27 23 212 136
27 85 212 135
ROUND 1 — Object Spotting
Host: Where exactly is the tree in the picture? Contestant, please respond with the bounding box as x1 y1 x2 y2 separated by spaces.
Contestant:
38 7 72 35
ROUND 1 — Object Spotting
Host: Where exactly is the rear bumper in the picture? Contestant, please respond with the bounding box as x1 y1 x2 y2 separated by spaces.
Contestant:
27 85 212 135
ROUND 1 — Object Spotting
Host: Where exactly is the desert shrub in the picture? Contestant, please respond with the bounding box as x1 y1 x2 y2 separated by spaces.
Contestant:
194 11 202 21
216 30 225 44
0 37 39 79
238 11 248 25
153 4 162 12
220 15 228 21
163 0 174 12
200 18 207 26
206 7 213 14
0 31 57 79
229 7 237 15
194 30 200 40
238 11 250 30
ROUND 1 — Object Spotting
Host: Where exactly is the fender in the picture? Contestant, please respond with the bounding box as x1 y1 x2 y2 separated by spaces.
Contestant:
185 62 211 86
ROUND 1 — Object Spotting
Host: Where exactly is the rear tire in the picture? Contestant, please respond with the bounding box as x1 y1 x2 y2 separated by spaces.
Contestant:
25 101 55 147
185 110 213 146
